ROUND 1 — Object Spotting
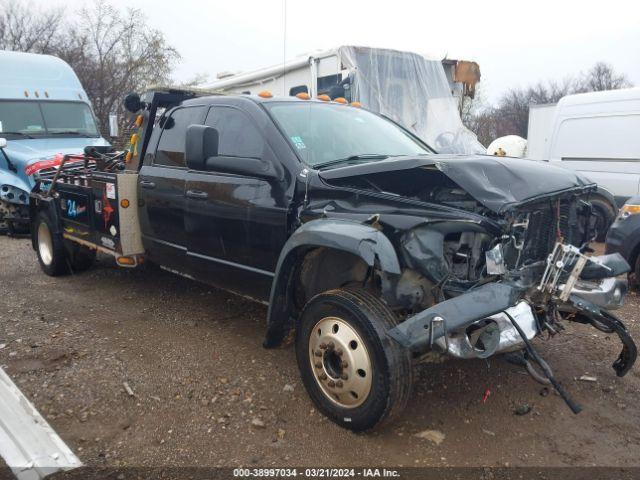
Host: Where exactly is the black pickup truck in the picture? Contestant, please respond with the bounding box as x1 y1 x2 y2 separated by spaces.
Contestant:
29 89 636 431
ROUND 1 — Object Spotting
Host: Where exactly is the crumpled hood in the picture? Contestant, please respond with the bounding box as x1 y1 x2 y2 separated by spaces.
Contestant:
318 154 596 213
0 137 110 191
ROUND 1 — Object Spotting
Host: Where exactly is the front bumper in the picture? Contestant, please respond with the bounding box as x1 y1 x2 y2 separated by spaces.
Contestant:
434 301 538 359
569 277 627 310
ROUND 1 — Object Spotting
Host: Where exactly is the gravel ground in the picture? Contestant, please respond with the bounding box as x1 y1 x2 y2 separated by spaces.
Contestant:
1 235 639 469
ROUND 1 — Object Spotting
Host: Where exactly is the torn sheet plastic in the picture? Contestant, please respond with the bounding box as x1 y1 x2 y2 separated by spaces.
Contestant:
0 367 82 479
338 46 484 155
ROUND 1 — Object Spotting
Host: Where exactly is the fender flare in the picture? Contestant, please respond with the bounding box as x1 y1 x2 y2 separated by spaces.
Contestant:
28 195 61 250
263 219 401 348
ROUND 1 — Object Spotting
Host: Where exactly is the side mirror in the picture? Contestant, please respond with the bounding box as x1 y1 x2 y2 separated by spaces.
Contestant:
124 92 143 113
185 124 219 171
0 138 6 149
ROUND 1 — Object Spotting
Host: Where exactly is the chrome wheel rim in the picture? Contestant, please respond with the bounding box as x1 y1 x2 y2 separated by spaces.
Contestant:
308 316 372 408
37 221 53 266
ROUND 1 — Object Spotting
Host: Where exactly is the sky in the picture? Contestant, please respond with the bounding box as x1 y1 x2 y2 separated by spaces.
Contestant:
41 0 640 105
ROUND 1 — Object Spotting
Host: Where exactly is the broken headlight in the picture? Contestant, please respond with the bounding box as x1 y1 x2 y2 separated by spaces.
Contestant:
485 244 506 275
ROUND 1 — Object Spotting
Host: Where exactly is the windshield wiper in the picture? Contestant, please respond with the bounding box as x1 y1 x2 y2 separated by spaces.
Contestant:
0 131 36 139
49 131 93 137
314 154 391 170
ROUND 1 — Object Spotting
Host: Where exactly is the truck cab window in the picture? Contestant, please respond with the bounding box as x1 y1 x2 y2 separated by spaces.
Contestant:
289 85 308 97
155 106 204 167
205 107 264 159
317 74 342 96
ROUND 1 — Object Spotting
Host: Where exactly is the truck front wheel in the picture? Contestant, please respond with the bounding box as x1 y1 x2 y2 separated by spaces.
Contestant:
34 211 69 276
295 288 412 431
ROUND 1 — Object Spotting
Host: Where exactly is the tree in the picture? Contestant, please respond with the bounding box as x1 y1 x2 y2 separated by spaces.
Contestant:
578 61 632 92
466 62 633 145
0 0 65 53
0 0 180 134
60 2 180 133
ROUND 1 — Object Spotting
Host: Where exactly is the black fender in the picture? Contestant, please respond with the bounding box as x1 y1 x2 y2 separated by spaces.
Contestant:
29 193 62 250
263 219 401 348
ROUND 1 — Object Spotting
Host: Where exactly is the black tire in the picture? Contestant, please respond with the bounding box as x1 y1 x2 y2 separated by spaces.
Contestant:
632 254 640 291
590 197 616 242
34 211 69 276
295 288 412 431
68 244 96 272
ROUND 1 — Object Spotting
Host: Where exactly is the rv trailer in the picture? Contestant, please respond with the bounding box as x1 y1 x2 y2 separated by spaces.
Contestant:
206 46 483 155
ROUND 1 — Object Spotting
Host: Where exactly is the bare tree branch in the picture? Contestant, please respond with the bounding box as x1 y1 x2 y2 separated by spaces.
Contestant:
0 0 180 135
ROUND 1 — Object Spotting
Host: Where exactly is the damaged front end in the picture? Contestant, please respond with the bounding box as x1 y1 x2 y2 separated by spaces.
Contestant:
387 191 636 413
301 155 637 413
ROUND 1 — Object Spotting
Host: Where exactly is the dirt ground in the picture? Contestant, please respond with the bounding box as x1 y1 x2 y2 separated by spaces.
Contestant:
1 235 639 470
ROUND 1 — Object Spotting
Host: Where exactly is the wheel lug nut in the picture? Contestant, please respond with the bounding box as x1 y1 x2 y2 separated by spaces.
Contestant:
318 373 327 380
341 373 348 380
319 343 327 350
328 341 335 349
341 361 348 368
314 350 322 357
336 348 343 356
314 362 322 369
336 380 343 388
328 380 336 387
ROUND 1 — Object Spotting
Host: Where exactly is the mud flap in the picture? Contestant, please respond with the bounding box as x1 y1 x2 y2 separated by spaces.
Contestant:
569 295 637 377
386 283 522 351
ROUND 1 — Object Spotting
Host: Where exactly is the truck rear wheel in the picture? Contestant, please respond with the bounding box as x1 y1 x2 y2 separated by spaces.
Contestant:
68 244 96 273
295 288 412 431
34 211 69 276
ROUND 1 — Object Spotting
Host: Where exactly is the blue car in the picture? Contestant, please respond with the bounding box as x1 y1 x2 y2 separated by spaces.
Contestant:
0 50 110 233
606 196 640 284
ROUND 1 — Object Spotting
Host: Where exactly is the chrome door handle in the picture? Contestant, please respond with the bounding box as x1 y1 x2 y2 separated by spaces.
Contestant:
139 180 156 189
186 190 208 199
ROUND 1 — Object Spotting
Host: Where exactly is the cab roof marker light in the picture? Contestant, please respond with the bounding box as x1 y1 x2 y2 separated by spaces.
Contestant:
350 102 362 107
333 97 347 104
24 91 29 98
44 91 49 98
317 94 330 101
258 90 273 98
295 92 311 100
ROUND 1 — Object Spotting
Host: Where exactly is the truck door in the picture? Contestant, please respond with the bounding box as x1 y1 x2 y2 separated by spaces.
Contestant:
184 104 290 301
138 105 205 268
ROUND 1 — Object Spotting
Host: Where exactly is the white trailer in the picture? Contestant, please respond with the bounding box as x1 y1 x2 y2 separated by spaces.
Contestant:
206 46 483 155
526 103 557 160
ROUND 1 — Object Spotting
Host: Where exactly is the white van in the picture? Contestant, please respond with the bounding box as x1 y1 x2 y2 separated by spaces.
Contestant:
544 88 640 206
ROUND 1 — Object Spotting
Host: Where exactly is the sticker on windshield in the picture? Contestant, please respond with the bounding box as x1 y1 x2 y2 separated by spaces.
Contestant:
291 136 306 150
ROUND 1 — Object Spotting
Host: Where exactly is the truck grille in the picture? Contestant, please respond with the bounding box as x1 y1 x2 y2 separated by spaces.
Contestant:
520 198 585 265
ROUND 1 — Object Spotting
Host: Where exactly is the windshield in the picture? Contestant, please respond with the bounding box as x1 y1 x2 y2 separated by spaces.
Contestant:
266 102 431 168
0 100 100 138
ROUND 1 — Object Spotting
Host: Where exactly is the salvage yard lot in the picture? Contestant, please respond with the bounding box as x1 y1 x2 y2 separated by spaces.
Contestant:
1 235 639 468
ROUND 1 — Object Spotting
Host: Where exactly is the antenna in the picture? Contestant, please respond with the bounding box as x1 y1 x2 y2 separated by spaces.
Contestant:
282 0 287 96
